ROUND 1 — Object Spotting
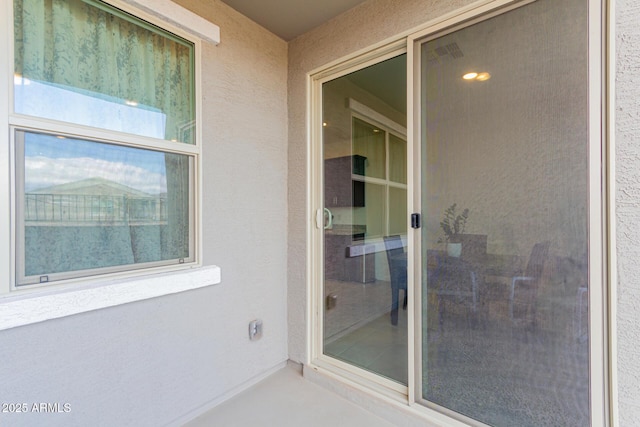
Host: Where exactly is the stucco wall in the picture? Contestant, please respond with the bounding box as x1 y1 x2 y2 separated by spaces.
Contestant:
615 0 640 424
0 1 289 425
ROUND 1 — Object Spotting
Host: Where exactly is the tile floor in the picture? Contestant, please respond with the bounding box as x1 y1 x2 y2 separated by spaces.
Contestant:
323 278 408 384
325 307 408 385
323 279 393 340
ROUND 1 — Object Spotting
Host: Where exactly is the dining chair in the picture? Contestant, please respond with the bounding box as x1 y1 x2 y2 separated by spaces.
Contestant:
383 235 407 325
509 241 551 329
428 253 479 333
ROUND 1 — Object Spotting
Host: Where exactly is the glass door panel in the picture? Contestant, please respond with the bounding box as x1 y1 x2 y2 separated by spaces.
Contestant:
419 0 590 425
322 54 408 385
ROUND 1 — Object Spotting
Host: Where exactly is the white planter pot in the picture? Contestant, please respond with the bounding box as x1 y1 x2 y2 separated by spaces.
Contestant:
447 242 462 258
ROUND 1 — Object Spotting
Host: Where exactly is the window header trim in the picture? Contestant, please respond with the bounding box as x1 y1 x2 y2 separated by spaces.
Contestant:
118 0 220 45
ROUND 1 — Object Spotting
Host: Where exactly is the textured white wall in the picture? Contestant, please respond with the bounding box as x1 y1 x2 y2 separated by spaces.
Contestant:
0 1 289 425
615 0 640 424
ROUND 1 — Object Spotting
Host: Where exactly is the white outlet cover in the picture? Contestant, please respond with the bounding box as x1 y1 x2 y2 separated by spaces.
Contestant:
249 319 263 340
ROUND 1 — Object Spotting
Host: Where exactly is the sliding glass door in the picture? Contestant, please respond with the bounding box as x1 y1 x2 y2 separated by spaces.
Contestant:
312 0 605 424
321 54 408 386
416 0 594 425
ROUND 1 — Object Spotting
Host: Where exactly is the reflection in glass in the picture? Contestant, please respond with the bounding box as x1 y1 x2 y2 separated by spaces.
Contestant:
353 118 386 179
388 187 407 235
421 0 589 425
354 182 385 238
14 0 195 144
18 131 191 284
389 134 407 184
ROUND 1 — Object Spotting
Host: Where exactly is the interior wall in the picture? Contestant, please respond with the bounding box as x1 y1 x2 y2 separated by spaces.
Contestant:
0 1 289 425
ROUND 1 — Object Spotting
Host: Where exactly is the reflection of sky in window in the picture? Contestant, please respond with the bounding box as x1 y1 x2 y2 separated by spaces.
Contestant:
24 132 168 195
15 77 167 140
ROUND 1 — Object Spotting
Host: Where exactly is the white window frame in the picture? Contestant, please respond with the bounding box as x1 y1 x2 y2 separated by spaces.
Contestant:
307 0 614 425
12 128 197 287
0 0 221 326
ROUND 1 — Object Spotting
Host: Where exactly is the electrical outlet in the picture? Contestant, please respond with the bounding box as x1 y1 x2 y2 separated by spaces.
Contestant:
249 319 263 340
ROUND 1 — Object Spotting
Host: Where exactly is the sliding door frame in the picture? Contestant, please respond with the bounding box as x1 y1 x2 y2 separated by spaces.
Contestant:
308 40 411 399
407 0 612 424
306 0 615 424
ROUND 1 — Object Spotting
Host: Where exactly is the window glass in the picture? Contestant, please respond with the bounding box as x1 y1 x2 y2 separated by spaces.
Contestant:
388 186 407 235
17 130 192 285
14 0 196 144
350 182 385 238
352 118 385 179
322 54 408 386
389 134 406 184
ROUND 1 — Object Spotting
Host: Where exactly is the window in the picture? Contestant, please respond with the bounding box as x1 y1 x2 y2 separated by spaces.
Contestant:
351 116 407 238
8 0 200 290
13 0 196 144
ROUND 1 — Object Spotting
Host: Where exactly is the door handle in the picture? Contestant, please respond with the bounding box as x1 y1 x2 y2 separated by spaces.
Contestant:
317 208 333 229
324 208 333 229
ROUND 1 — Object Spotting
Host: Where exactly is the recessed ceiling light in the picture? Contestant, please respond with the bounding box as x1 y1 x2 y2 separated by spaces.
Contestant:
322 122 327 127
463 72 478 80
476 72 491 81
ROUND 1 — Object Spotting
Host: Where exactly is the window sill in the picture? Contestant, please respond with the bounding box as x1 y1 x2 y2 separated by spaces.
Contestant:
0 265 220 331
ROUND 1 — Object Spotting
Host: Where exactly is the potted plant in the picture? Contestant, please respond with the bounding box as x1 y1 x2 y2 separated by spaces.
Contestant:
439 203 469 257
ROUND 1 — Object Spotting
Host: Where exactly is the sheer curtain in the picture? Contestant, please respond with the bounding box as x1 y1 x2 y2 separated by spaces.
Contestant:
14 0 194 144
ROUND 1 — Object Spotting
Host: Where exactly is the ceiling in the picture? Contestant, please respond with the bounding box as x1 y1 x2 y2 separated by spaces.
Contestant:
219 0 368 41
